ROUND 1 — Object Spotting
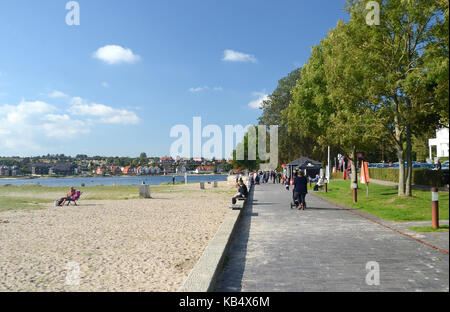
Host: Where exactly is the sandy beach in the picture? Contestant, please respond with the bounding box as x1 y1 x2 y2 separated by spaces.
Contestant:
0 182 234 292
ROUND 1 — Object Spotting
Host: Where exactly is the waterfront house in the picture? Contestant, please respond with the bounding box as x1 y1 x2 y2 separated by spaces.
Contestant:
160 157 175 165
110 166 122 175
176 166 187 174
95 165 107 175
136 166 145 175
122 166 135 175
32 163 51 175
195 166 214 174
49 163 77 176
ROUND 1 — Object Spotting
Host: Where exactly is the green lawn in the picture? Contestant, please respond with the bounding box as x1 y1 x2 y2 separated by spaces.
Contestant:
315 180 449 222
0 196 49 212
408 225 449 233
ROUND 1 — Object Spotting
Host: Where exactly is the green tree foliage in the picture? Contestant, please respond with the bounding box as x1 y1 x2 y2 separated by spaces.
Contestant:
343 0 447 196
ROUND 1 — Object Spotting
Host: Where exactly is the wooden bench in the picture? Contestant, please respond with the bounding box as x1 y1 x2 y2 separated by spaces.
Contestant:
229 185 252 210
230 196 247 210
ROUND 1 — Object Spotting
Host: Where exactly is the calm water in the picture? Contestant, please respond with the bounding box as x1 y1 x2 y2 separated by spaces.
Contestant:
0 175 229 187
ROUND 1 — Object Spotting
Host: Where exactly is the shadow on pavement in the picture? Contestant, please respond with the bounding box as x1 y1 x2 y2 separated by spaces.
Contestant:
214 188 255 292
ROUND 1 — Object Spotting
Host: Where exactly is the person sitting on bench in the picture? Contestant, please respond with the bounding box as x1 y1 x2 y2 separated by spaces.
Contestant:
232 180 248 204
57 187 75 206
313 176 324 191
239 179 248 198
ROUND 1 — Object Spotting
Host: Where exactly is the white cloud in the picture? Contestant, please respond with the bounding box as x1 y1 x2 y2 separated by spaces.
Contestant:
70 97 141 125
42 114 90 139
189 86 209 93
0 100 88 151
48 90 69 98
248 92 269 109
93 45 141 65
0 95 141 153
101 82 109 88
223 49 257 63
188 86 223 93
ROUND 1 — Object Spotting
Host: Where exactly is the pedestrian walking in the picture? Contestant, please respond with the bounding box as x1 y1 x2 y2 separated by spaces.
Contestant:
293 171 308 210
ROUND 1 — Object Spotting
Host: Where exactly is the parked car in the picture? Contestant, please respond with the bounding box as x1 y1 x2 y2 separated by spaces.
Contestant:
419 163 435 169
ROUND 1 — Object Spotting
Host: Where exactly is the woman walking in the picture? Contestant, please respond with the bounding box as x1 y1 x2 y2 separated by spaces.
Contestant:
293 171 308 210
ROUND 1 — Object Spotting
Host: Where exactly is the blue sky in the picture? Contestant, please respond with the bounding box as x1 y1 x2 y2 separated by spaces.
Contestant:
0 0 348 158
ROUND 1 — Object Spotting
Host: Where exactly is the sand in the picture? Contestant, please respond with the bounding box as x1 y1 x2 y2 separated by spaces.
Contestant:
0 182 234 292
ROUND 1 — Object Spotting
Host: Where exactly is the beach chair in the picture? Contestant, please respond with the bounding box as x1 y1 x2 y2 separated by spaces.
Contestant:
66 190 82 206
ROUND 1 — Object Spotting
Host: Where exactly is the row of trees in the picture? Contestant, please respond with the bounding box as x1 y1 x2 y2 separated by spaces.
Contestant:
254 0 448 197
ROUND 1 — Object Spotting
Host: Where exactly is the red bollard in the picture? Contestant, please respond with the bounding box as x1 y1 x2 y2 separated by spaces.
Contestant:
432 188 439 229
325 182 328 193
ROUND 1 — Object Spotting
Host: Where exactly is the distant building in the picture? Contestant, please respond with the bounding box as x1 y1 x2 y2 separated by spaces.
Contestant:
110 166 122 175
122 166 135 175
32 163 51 175
160 157 175 165
216 165 226 173
48 163 77 175
429 127 449 160
95 165 107 175
149 166 161 175
195 166 214 174
176 166 187 174
136 166 145 175
0 166 11 176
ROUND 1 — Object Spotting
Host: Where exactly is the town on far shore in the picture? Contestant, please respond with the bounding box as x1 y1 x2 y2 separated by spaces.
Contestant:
0 153 234 178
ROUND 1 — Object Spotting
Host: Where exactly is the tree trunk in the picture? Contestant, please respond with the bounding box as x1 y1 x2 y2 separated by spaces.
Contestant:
394 102 405 197
405 124 413 197
350 146 358 189
395 132 406 196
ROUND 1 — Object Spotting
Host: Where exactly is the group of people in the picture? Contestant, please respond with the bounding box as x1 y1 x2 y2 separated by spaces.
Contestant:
233 169 328 210
240 170 283 185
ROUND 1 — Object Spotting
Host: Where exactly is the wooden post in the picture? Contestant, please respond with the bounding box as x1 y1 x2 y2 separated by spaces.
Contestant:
352 182 358 203
139 185 151 198
432 188 439 229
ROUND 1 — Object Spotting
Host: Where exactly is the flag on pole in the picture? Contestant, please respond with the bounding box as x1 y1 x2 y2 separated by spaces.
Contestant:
360 161 370 184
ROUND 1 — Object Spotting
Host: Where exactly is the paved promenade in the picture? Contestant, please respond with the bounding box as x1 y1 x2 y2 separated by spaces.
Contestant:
215 183 449 292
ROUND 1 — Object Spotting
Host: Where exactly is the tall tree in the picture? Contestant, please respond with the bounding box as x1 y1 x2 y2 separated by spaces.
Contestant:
344 0 447 196
259 68 304 164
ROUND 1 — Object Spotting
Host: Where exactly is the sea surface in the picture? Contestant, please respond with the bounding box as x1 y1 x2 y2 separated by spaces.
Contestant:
0 175 229 187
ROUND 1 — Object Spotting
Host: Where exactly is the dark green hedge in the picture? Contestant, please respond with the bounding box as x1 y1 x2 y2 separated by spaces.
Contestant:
368 168 445 187
331 172 344 180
